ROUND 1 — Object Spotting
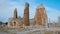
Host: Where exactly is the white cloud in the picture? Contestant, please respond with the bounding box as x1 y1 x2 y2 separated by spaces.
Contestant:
0 0 5 3
0 0 60 23
45 6 60 22
0 0 24 22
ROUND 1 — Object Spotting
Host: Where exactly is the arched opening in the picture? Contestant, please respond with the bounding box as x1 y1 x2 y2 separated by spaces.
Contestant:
14 21 16 26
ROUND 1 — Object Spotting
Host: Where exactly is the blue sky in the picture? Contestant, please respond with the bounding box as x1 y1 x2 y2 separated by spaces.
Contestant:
0 0 60 23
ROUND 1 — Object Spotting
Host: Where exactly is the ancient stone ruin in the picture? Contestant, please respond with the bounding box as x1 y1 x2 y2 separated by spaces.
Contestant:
8 3 48 28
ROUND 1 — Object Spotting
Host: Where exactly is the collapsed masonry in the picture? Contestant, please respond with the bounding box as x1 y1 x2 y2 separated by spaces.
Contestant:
8 3 48 28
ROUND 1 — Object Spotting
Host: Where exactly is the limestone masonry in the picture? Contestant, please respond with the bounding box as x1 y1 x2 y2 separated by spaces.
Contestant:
8 3 48 28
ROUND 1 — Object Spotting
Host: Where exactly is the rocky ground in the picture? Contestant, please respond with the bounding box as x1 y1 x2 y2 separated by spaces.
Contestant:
0 26 60 34
0 28 60 34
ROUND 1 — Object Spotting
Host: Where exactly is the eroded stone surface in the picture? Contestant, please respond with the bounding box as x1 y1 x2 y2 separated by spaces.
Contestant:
35 4 48 26
23 2 30 26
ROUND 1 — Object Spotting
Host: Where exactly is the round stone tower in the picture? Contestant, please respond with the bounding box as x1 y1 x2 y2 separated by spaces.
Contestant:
35 4 48 27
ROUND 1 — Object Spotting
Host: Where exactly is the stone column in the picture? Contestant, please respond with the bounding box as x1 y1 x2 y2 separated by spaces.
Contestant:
14 8 17 18
8 18 11 28
23 2 30 26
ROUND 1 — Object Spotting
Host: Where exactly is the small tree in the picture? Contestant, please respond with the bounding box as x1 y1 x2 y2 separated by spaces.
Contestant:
0 21 3 25
5 22 8 25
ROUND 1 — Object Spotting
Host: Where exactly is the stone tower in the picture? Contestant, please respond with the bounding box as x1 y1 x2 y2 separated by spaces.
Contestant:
35 4 48 26
14 8 17 18
8 8 23 28
23 2 30 26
